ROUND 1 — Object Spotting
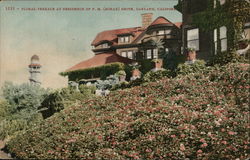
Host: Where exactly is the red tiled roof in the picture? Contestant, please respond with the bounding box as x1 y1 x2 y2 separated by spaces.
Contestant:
149 17 182 28
150 16 172 26
174 22 182 28
91 27 144 46
66 52 135 72
91 17 182 46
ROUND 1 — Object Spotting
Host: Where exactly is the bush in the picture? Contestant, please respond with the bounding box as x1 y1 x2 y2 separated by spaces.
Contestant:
163 53 186 70
0 100 12 121
143 70 173 82
0 82 49 140
6 63 249 159
60 62 125 81
208 51 248 66
176 60 206 76
95 75 119 90
40 86 95 119
0 113 43 140
1 82 49 116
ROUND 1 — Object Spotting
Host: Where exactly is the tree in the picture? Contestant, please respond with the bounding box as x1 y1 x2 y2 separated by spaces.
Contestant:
1 82 49 119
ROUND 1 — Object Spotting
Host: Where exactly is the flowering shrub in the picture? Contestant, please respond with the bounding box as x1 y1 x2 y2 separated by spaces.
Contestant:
143 70 173 82
176 60 206 76
6 63 250 159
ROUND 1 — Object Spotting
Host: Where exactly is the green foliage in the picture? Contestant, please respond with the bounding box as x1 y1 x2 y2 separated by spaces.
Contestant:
60 62 125 81
0 82 48 140
143 70 173 82
115 70 126 76
163 53 186 70
40 86 95 119
1 82 49 116
176 60 206 76
95 75 119 90
0 113 43 140
0 100 12 121
6 63 249 159
139 59 153 74
208 51 248 66
79 85 96 95
193 0 250 50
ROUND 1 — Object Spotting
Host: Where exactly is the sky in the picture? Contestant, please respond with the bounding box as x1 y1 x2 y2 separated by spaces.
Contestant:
0 0 181 89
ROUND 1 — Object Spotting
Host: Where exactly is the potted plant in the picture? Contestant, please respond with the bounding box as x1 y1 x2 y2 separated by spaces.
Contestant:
186 48 196 62
152 58 163 69
115 70 126 82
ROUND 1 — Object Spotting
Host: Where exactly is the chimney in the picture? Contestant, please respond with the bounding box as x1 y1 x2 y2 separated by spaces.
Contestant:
141 13 153 28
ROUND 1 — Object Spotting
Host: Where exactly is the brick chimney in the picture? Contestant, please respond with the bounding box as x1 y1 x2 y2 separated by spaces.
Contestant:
141 13 153 28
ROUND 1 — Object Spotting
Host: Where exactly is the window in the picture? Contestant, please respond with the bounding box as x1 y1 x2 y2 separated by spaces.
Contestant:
153 49 158 58
127 51 133 59
214 26 227 53
121 51 127 57
119 36 130 43
157 30 171 35
146 50 152 59
187 28 199 51
157 30 165 35
220 26 227 52
125 36 129 43
102 43 108 48
214 29 218 54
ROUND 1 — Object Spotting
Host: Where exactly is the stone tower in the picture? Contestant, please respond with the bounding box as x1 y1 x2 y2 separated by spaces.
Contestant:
29 55 41 85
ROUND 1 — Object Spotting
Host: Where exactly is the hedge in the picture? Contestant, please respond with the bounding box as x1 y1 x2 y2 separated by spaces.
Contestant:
60 62 125 81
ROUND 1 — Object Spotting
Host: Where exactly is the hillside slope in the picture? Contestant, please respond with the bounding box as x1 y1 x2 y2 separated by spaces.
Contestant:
6 63 250 159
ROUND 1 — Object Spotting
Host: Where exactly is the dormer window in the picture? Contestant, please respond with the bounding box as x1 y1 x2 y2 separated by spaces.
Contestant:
119 36 130 44
157 30 165 35
102 43 108 48
157 30 171 35
94 42 109 49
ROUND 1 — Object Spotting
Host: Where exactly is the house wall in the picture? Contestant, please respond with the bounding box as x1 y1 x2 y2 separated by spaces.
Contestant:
182 0 215 61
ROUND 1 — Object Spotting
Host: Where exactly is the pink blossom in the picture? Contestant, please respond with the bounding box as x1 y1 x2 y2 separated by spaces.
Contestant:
180 143 186 151
197 149 203 154
228 131 236 135
146 148 152 153
221 141 227 145
199 138 206 143
170 135 176 138
148 135 155 141
201 143 208 148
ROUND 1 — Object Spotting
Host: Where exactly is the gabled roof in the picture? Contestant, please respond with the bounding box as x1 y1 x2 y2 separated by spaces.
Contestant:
150 16 173 26
91 16 182 46
149 16 182 28
174 22 182 28
66 52 135 72
91 27 144 46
